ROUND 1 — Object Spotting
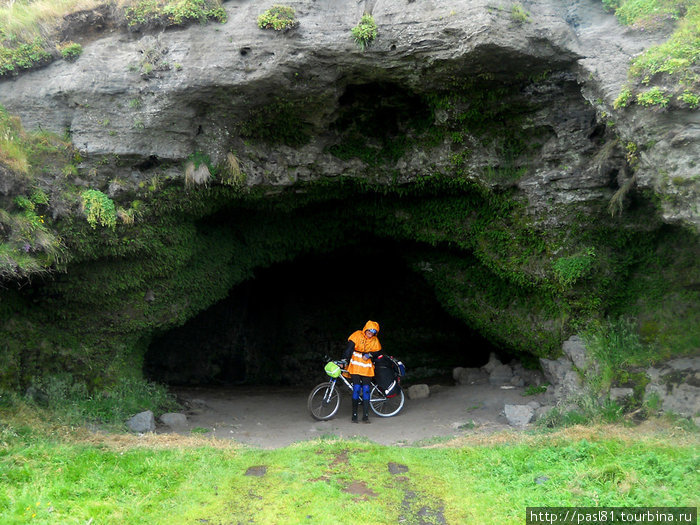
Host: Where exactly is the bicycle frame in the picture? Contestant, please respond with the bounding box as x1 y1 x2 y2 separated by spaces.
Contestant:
308 359 405 420
323 372 352 402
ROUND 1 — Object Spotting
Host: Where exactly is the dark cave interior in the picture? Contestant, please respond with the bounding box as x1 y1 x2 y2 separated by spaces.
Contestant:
144 242 505 388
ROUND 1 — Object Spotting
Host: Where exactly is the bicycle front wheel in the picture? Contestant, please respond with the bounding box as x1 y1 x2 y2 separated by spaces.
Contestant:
370 385 405 417
308 381 341 420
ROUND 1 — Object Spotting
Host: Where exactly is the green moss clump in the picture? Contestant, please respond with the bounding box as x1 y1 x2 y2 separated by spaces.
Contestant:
81 190 117 229
59 42 82 62
125 0 227 30
608 0 699 111
0 38 52 77
257 5 298 31
351 13 378 51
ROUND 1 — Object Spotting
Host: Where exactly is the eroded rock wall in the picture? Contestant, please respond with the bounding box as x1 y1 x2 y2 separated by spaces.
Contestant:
0 0 695 227
0 0 698 390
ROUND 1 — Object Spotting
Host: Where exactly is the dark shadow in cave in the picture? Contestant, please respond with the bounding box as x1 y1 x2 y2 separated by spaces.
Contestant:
144 242 504 388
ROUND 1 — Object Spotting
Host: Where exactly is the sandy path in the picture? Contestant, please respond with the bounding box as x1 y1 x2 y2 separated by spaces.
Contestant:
164 383 546 448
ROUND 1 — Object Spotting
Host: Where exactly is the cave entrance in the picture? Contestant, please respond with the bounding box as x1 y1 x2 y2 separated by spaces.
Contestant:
144 242 503 388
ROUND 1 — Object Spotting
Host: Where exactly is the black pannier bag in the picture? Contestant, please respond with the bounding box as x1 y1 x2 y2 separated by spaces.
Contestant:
374 354 405 397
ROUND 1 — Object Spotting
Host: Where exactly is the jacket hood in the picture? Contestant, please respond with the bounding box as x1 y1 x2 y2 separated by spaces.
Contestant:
363 320 380 334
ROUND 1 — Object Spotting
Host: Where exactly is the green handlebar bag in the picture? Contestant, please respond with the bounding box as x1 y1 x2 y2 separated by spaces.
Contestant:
324 361 341 378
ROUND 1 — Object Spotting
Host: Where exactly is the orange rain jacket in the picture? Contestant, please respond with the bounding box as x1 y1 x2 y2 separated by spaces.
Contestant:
346 320 382 377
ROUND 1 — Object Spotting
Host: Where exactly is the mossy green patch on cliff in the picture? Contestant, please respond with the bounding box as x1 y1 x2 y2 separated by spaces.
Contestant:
0 0 227 78
1 170 698 394
125 0 227 31
0 105 73 279
607 0 699 110
325 80 535 179
239 97 315 147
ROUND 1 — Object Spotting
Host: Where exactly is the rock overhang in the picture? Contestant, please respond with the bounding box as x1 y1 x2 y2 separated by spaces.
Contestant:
0 0 699 391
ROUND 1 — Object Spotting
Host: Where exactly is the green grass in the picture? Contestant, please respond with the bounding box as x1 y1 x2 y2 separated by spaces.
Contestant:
0 415 697 524
606 0 700 109
0 0 226 77
8 376 179 430
581 316 660 394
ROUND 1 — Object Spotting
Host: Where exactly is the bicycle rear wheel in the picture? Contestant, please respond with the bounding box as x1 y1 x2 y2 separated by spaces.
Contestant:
308 381 341 420
370 385 405 417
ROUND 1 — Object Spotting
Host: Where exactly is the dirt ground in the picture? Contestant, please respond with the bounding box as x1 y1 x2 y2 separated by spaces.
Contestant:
163 383 547 448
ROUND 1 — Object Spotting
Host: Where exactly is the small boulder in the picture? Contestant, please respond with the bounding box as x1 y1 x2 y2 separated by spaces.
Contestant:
562 335 589 370
159 412 188 429
504 404 535 428
510 375 525 387
489 364 513 385
539 356 573 385
456 367 489 385
407 384 430 399
126 410 155 433
520 368 546 386
482 353 503 374
609 387 634 402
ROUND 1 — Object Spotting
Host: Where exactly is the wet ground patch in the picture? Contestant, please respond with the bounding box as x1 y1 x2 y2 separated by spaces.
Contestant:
388 461 448 525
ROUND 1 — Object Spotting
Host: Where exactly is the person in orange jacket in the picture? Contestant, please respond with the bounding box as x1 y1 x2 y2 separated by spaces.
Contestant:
342 320 382 423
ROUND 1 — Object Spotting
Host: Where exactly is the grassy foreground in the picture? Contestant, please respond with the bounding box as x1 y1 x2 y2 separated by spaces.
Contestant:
0 415 697 525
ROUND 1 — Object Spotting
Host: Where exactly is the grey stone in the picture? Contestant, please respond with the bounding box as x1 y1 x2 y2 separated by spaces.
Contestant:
126 410 155 433
159 412 188 428
482 353 503 374
534 405 553 421
643 357 700 417
520 369 547 387
667 357 700 371
560 370 585 398
646 383 700 417
540 356 573 386
562 335 589 370
489 364 513 385
504 404 535 427
609 387 634 402
456 367 489 385
407 384 430 400
510 375 525 387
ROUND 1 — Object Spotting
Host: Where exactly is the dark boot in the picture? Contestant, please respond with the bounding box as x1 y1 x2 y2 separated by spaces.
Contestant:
351 399 359 423
362 400 370 423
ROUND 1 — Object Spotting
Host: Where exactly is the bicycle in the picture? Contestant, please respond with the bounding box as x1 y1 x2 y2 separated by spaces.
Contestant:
307 359 405 420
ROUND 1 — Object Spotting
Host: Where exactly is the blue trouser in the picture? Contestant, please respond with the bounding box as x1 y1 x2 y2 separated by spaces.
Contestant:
351 376 371 401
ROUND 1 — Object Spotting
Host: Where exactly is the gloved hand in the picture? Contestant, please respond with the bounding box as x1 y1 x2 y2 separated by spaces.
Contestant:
363 353 371 360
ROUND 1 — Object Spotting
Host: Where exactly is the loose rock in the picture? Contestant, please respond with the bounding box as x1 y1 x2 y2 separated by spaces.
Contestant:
126 410 155 433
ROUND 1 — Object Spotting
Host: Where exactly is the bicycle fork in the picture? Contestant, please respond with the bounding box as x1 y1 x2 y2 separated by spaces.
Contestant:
323 379 337 403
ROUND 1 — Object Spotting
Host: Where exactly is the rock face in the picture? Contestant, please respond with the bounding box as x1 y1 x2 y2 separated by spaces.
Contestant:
0 1 698 392
645 357 700 418
0 0 696 230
